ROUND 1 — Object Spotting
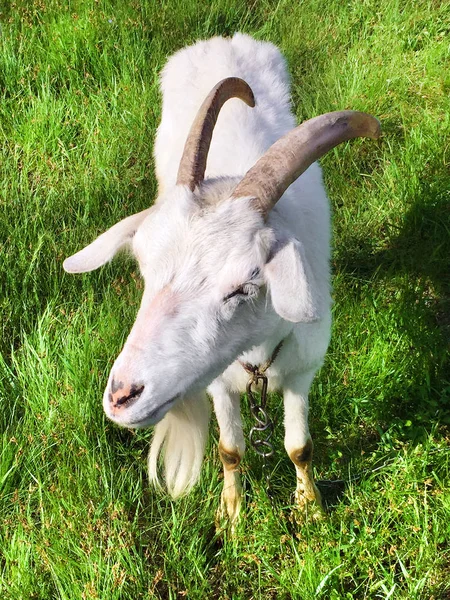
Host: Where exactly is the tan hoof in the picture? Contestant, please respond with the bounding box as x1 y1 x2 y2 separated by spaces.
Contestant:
293 496 324 523
291 480 325 522
215 483 242 534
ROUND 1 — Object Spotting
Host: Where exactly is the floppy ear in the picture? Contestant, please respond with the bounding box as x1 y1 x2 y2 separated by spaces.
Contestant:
63 208 152 273
264 237 325 323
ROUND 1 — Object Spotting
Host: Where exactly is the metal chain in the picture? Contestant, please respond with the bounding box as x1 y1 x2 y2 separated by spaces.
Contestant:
240 340 283 493
246 371 274 492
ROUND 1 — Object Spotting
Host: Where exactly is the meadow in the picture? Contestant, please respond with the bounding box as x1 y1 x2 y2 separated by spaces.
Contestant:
0 0 449 598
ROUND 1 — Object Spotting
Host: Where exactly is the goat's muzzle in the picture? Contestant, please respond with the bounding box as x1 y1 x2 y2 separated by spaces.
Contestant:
108 377 145 415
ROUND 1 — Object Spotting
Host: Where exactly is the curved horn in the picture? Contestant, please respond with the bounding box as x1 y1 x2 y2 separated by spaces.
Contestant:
232 110 381 214
176 77 255 191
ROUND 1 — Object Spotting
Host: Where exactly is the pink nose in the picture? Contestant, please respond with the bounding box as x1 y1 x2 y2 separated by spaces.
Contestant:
109 377 144 413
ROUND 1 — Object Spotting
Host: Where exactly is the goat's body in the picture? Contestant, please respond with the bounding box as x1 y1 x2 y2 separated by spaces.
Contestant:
149 34 332 514
65 32 378 525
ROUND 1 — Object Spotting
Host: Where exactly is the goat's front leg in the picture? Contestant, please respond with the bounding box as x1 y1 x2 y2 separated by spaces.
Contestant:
283 370 323 519
208 382 245 528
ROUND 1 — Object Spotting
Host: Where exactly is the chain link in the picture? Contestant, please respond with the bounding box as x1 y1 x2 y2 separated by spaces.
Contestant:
240 341 283 493
246 372 274 492
247 373 274 455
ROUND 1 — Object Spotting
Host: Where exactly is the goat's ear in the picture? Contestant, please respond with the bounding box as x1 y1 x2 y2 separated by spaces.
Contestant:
63 208 151 273
264 238 325 323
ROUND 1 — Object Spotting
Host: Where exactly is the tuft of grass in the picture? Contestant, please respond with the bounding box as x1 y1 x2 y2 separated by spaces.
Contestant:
1 1 449 598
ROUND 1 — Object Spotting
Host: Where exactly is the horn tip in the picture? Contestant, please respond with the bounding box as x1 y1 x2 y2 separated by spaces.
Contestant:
232 76 255 108
368 117 382 140
349 111 382 140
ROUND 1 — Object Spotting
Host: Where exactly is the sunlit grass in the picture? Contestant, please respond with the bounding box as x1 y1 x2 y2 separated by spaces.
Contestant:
1 0 449 598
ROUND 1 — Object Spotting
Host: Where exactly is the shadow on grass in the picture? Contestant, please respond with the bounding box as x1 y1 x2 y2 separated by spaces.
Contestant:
336 173 449 427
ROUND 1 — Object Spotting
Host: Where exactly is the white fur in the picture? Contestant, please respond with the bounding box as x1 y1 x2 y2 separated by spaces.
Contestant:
154 33 295 187
147 392 210 499
64 34 333 512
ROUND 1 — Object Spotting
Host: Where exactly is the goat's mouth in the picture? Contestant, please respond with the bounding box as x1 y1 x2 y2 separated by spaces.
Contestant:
122 394 180 429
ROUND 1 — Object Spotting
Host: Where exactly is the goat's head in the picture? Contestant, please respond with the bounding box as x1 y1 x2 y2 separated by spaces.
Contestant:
64 78 380 428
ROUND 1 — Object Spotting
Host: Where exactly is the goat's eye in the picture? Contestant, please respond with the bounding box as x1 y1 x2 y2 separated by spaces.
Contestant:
223 283 259 303
224 287 245 301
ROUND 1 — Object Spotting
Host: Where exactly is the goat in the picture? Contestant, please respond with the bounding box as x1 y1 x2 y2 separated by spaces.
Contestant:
63 33 380 525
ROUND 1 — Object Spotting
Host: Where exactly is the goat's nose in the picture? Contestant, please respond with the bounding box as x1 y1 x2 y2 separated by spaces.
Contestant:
109 377 145 411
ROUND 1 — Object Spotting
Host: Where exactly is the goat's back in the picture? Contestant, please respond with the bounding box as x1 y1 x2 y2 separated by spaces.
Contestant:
154 33 296 188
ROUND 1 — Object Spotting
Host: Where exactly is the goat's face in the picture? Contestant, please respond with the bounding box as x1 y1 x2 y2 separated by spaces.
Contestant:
64 183 323 428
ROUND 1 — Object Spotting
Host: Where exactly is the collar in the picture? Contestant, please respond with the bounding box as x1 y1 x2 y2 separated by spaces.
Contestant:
239 340 284 382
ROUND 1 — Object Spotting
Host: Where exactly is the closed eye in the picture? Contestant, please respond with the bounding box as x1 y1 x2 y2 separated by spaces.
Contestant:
223 287 246 301
223 282 259 303
223 269 261 303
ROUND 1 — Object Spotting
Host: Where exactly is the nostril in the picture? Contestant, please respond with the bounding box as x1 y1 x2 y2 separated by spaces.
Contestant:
112 384 145 408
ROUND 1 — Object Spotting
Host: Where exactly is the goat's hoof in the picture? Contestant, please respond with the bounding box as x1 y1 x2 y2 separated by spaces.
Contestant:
215 497 241 535
291 500 325 524
291 487 325 523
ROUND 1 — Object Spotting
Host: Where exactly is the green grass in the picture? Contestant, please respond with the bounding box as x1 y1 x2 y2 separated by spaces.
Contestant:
1 0 449 598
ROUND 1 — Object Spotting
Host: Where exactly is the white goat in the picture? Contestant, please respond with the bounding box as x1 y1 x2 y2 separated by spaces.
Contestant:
64 33 379 524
